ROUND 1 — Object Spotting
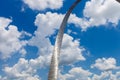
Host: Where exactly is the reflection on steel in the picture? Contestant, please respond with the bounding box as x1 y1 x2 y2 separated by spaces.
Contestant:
48 0 81 80
116 0 120 3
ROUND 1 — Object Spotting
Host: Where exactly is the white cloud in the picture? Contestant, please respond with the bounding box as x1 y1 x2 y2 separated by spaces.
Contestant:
60 34 85 65
2 0 120 80
92 71 120 80
91 58 119 71
24 0 120 31
29 12 63 56
0 17 12 29
1 52 52 79
68 14 90 31
30 11 89 44
23 0 63 10
59 63 120 80
22 0 120 30
29 12 90 37
0 17 27 59
83 0 120 27
59 67 92 80
29 34 85 66
68 0 120 30
2 56 120 80
34 12 63 38
3 58 41 80
29 12 86 65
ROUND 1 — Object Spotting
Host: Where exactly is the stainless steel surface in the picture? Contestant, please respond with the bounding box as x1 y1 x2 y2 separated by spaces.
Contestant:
48 0 81 80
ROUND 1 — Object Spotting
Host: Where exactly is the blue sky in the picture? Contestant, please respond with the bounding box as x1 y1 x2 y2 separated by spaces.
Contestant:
0 0 120 80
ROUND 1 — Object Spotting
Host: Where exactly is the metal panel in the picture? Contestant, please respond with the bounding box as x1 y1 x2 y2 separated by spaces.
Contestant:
48 0 81 80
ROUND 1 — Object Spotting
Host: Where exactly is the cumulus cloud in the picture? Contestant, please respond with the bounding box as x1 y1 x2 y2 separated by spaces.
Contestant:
23 0 120 30
60 34 85 65
59 60 120 80
22 0 120 30
1 0 120 80
29 12 63 56
59 66 120 80
0 17 28 59
90 57 120 80
23 0 63 10
3 58 40 80
29 34 85 66
92 71 120 80
34 12 63 38
59 63 120 80
91 58 119 71
59 67 92 80
83 0 120 27
3 30 86 79
68 14 90 30
16 1 120 79
29 12 86 65
29 12 90 47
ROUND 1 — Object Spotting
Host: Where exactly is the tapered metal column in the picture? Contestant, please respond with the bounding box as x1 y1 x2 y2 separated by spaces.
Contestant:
48 0 81 80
